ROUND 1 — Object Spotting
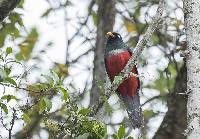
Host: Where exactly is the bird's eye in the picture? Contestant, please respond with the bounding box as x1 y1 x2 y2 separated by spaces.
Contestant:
117 34 122 39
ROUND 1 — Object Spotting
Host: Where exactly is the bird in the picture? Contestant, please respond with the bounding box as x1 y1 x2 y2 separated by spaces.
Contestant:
104 32 143 128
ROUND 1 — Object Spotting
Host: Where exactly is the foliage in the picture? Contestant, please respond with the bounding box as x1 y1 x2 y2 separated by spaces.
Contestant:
0 0 185 138
0 47 107 138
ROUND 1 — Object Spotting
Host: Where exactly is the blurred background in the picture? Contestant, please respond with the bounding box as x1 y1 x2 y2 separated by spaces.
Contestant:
0 0 186 138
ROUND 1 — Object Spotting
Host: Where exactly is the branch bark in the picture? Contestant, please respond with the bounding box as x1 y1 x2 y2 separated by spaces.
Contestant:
0 0 21 22
183 0 200 138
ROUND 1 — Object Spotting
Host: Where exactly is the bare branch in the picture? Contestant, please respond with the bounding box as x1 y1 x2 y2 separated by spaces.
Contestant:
8 108 16 139
67 48 94 65
0 0 21 22
141 95 164 107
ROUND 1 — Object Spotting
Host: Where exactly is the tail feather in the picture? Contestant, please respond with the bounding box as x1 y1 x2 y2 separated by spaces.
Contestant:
121 92 143 128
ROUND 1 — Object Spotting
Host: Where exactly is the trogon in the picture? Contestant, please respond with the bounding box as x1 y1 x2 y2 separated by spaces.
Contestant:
104 32 143 128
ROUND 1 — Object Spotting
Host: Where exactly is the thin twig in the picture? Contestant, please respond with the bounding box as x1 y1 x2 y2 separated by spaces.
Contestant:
8 108 16 139
141 95 163 107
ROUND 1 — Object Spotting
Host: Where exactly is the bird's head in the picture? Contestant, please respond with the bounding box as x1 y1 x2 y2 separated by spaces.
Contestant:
106 32 125 50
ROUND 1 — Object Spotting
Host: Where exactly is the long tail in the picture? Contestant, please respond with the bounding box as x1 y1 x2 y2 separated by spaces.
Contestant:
121 92 143 128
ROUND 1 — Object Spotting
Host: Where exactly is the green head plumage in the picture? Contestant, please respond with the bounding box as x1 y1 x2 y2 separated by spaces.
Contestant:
105 32 125 53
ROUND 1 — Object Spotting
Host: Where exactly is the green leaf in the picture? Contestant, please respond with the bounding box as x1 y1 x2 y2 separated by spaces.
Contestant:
1 95 17 102
17 0 24 8
113 76 123 84
0 103 8 114
5 77 17 86
9 12 24 27
143 110 155 120
43 98 52 111
50 70 60 84
6 47 13 55
22 113 31 123
39 98 52 113
168 64 177 77
127 137 134 139
133 7 140 20
15 53 24 61
4 66 11 76
78 108 91 115
92 11 97 25
39 98 46 114
112 134 119 139
124 18 137 33
0 68 7 81
174 19 182 28
118 125 125 139
151 34 159 45
58 86 68 101
0 20 20 47
18 28 39 60
42 74 54 85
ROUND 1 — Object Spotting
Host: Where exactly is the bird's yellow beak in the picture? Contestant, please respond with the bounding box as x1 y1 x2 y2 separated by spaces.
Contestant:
106 32 115 38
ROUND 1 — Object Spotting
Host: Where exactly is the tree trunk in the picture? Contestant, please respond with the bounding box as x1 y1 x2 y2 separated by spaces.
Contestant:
183 0 200 138
0 0 21 22
90 0 116 106
153 63 187 139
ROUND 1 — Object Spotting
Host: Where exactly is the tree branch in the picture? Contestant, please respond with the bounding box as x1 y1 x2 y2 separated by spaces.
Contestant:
0 0 21 22
8 109 16 139
91 0 165 115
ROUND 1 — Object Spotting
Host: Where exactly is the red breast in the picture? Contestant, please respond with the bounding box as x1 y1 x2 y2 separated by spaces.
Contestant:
105 50 139 96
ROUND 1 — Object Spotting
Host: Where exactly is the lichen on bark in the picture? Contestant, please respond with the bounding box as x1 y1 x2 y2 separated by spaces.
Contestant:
183 0 200 138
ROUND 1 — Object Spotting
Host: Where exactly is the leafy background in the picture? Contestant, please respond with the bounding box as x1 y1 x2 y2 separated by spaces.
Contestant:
0 0 185 139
